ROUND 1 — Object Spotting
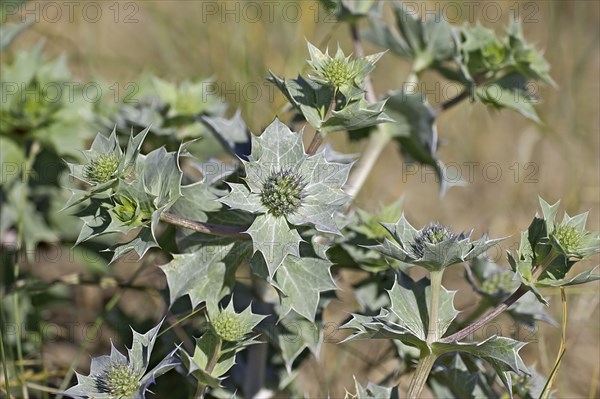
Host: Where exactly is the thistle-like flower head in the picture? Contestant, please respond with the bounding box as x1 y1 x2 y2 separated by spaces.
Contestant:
411 222 457 258
539 198 600 259
552 225 582 254
67 127 149 193
260 169 306 217
207 299 266 343
97 363 139 398
480 271 517 296
372 215 503 272
220 118 351 273
112 192 155 227
84 153 120 184
64 321 179 399
306 41 384 93
461 23 507 72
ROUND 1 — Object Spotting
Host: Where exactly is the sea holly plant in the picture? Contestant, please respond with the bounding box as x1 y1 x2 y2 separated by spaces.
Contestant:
507 198 600 304
268 41 392 143
180 300 266 394
47 3 600 399
343 200 598 398
372 217 503 271
64 321 180 399
220 118 351 274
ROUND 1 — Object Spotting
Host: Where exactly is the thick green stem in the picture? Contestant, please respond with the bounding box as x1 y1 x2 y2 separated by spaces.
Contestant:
427 271 444 343
405 270 444 398
407 353 437 399
196 337 222 398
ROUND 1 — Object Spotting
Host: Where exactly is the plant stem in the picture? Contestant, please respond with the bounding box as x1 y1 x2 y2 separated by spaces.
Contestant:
405 270 444 398
350 23 376 104
307 97 336 156
158 306 206 338
407 353 437 399
433 90 470 115
343 23 393 200
10 141 40 396
441 284 528 343
196 336 222 399
444 252 559 344
456 300 490 329
159 212 249 239
0 318 10 398
427 271 444 344
344 125 392 199
532 252 559 281
540 287 567 398
206 337 222 375
306 131 323 155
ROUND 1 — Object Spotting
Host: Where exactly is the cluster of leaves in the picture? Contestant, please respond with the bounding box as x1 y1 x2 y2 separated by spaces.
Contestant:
509 198 600 303
269 42 392 135
342 197 599 398
98 75 228 154
0 42 97 254
361 2 555 191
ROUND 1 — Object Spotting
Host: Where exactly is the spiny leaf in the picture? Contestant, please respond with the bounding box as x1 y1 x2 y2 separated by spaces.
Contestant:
320 98 393 134
365 3 456 72
384 90 461 195
160 238 252 307
275 314 322 373
476 73 540 123
432 336 528 395
349 376 392 399
274 252 337 322
268 72 334 130
182 301 265 388
342 273 458 351
64 320 179 399
247 213 302 276
202 110 251 159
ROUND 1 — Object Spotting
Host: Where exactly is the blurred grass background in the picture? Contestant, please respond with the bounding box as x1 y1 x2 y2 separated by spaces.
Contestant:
9 0 599 397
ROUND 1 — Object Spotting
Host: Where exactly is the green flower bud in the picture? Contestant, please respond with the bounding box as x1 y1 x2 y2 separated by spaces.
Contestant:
98 363 139 398
321 59 356 88
552 225 582 254
480 42 507 69
84 154 120 184
260 169 306 217
374 216 501 272
211 312 246 342
113 195 154 226
174 87 203 116
113 196 138 224
480 272 516 296
306 42 383 95
411 222 456 258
